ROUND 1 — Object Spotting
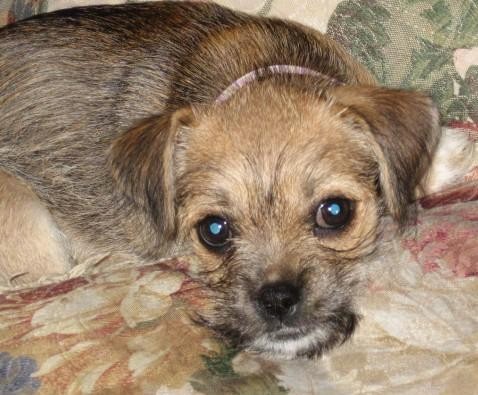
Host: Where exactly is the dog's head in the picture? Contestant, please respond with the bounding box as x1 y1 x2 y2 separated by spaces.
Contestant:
110 78 440 358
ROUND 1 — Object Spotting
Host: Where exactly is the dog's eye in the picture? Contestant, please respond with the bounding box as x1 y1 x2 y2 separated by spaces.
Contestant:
314 198 352 232
197 216 231 250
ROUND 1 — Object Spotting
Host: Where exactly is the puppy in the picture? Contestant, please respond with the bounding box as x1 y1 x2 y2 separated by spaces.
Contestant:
0 1 440 358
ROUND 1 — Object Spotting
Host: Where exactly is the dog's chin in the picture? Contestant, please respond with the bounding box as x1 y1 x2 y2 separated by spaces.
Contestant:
248 317 358 359
248 326 332 359
203 309 360 360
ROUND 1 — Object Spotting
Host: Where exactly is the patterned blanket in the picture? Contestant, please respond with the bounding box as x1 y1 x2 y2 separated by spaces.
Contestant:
1 1 477 394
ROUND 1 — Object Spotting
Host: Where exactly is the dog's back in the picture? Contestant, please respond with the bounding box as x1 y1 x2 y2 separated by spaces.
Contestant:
0 1 373 151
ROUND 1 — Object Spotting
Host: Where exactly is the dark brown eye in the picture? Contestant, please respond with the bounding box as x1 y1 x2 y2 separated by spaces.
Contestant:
315 198 352 232
197 216 231 251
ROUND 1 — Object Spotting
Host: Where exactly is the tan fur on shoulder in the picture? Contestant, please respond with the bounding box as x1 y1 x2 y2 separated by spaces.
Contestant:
0 170 71 286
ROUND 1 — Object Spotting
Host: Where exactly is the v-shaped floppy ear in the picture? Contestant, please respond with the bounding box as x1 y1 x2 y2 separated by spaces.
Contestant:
108 108 194 240
331 86 441 225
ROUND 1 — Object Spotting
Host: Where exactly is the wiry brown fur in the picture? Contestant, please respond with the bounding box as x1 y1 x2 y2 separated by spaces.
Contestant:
0 1 440 357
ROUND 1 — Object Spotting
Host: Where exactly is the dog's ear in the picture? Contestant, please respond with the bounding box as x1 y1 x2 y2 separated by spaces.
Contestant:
331 86 441 225
109 108 195 239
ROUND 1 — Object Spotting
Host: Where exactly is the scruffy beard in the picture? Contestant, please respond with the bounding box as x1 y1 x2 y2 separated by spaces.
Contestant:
248 308 359 359
197 282 361 359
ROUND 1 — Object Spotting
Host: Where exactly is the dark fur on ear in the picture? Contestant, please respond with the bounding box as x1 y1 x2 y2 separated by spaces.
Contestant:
108 108 193 240
331 86 441 225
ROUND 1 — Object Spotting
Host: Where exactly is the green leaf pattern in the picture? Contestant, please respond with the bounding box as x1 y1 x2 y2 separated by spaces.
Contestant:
328 0 478 123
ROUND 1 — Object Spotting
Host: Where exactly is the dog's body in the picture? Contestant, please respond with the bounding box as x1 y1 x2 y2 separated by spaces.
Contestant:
0 1 441 357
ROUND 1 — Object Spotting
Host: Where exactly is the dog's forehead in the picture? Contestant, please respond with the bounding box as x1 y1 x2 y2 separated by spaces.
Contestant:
178 85 377 219
189 86 374 181
206 84 348 147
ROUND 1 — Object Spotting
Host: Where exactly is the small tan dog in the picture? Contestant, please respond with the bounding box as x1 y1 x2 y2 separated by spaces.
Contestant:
0 1 441 358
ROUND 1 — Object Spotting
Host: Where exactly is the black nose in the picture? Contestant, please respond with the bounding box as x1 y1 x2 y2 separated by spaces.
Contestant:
257 282 301 321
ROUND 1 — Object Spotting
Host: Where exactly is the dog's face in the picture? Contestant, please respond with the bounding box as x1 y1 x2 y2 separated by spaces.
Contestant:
110 80 440 358
175 83 380 357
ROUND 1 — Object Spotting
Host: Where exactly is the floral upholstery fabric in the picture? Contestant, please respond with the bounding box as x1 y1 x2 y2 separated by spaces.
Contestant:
1 1 477 394
1 187 477 395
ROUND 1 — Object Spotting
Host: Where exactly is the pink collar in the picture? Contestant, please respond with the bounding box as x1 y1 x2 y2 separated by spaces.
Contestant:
216 65 341 103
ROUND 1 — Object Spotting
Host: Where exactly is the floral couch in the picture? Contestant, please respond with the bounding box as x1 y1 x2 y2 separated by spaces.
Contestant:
0 1 477 394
